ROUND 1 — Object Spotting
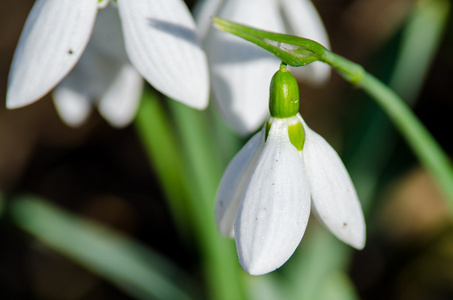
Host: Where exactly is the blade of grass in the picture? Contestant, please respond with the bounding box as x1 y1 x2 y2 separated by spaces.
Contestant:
10 196 198 300
168 99 247 300
135 89 193 236
136 90 246 300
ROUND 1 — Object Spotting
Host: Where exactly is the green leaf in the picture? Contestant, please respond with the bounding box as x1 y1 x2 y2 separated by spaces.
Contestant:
10 196 197 300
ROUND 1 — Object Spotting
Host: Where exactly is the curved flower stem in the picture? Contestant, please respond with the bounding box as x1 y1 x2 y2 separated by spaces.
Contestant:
321 50 453 204
361 74 453 200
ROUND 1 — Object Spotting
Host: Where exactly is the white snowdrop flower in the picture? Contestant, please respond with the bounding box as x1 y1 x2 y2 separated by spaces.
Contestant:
196 0 330 135
8 0 209 127
216 64 365 275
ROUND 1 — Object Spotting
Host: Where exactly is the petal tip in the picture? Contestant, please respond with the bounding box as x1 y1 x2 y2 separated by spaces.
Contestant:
6 90 39 109
336 219 366 250
350 228 366 250
238 251 280 276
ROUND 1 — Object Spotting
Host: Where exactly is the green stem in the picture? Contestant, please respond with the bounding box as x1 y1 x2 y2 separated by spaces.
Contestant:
168 100 246 300
321 51 453 204
135 91 245 300
360 74 453 200
135 90 192 236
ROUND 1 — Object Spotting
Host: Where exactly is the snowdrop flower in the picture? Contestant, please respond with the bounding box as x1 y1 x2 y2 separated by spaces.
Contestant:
7 0 209 127
216 64 365 275
196 0 330 135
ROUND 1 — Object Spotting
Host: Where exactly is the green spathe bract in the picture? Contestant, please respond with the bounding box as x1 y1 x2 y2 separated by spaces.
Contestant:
269 63 300 118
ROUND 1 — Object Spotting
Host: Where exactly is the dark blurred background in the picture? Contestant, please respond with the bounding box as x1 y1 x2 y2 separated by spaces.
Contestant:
1 0 453 299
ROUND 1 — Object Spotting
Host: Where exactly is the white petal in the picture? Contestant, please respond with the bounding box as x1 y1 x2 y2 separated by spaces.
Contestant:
53 85 93 127
206 0 284 135
98 64 144 128
89 2 129 63
117 0 209 109
51 43 103 127
52 5 136 127
215 130 264 237
7 0 98 109
280 0 331 84
235 119 311 275
97 0 110 9
299 114 366 249
193 0 225 39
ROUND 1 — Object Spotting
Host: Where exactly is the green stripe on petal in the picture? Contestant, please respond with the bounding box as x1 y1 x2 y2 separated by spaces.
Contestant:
265 120 272 142
288 122 304 151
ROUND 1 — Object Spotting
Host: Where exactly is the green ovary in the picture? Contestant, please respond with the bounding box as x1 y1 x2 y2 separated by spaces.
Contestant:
268 63 300 118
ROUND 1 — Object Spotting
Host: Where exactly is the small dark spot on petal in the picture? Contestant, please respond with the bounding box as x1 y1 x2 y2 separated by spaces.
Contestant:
68 49 74 55
343 222 348 227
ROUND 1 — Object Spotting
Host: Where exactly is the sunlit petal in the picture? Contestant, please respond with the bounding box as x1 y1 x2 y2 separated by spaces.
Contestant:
117 0 209 109
215 130 264 237
299 115 366 249
206 0 283 135
235 119 311 275
7 0 98 109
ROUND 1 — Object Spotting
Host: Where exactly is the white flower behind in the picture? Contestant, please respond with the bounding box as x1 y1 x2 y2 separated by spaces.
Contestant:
196 0 331 135
52 3 143 127
216 64 365 275
8 0 209 127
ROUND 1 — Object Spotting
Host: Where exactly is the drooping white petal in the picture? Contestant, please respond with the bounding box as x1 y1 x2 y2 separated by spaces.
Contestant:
235 119 311 275
215 129 264 237
53 85 93 127
7 0 98 109
98 64 143 128
299 114 366 249
52 4 133 127
280 0 331 84
193 0 225 39
206 0 283 135
51 42 104 127
117 0 209 109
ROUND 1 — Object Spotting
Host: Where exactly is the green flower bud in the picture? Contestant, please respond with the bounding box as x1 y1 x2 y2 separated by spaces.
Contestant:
269 63 300 118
